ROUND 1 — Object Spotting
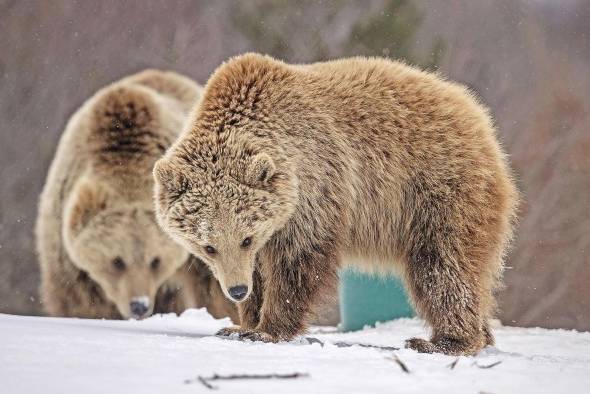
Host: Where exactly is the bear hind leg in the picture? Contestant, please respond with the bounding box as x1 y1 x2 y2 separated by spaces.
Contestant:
403 241 492 356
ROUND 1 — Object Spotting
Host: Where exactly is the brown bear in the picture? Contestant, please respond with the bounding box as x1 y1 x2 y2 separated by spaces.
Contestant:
36 69 236 320
153 54 519 355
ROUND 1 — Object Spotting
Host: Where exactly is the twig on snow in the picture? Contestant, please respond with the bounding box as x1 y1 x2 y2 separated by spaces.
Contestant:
185 372 310 390
333 341 399 351
196 376 215 389
305 337 398 351
304 337 325 346
447 357 460 369
387 354 411 373
475 360 502 369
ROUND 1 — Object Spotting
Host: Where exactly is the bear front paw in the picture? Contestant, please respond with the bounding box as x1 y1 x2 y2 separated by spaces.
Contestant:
216 326 243 338
405 336 479 356
405 337 437 353
215 326 277 343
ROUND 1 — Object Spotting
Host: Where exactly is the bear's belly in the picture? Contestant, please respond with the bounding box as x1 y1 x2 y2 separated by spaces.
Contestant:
341 253 406 277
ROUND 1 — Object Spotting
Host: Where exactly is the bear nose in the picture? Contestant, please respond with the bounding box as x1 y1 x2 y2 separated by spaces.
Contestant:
228 285 248 301
130 297 149 318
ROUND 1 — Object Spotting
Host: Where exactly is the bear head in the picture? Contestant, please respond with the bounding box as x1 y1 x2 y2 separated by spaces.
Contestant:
63 179 189 319
153 139 298 303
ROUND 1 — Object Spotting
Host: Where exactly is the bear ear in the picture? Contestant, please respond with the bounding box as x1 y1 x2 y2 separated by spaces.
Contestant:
153 159 171 186
245 153 276 186
64 180 110 241
153 159 189 197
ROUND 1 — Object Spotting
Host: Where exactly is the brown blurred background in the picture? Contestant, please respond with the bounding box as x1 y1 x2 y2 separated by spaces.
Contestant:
1 0 588 330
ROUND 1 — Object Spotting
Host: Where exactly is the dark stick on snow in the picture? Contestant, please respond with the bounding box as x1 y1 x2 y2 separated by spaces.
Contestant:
333 341 399 351
305 337 325 346
475 361 502 369
196 376 215 390
387 354 411 373
305 337 398 351
185 372 310 390
447 358 460 369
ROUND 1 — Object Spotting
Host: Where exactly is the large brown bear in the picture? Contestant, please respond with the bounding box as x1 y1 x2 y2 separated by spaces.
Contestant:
153 54 519 355
36 69 236 321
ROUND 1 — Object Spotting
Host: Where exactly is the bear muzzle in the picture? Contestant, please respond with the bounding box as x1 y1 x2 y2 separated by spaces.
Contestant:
228 285 249 302
129 296 150 319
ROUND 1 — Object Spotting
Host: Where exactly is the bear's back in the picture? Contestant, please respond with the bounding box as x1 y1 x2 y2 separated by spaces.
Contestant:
50 71 200 200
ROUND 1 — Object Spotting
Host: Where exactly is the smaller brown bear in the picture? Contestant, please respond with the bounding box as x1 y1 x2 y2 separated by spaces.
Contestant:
36 69 235 320
153 54 519 355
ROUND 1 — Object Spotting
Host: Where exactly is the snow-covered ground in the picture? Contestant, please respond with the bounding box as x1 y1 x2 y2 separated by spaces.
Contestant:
1 310 589 393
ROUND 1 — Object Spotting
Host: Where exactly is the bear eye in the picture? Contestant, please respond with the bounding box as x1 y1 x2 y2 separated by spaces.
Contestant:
205 245 217 255
241 237 252 248
150 257 161 270
112 257 126 271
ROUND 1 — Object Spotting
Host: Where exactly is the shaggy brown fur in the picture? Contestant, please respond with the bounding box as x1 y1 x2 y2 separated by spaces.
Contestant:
153 54 519 355
36 69 222 319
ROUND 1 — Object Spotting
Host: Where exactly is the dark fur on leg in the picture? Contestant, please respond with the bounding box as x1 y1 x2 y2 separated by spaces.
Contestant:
254 241 339 341
43 267 120 319
402 212 490 354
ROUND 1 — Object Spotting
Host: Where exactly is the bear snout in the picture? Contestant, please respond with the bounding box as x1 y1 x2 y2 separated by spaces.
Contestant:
129 296 150 318
228 285 248 302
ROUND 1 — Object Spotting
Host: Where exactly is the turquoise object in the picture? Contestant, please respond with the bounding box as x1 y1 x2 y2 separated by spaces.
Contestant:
339 268 415 332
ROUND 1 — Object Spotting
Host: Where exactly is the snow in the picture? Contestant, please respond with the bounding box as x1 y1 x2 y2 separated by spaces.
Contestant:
1 310 589 393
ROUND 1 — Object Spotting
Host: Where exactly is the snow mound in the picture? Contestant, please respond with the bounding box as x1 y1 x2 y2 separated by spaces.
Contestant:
1 310 589 393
